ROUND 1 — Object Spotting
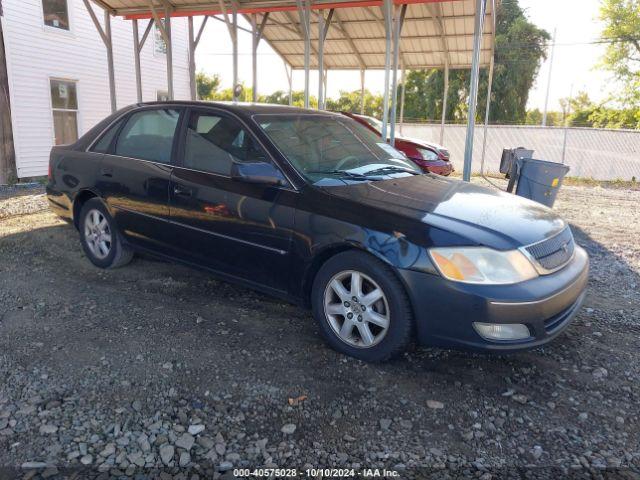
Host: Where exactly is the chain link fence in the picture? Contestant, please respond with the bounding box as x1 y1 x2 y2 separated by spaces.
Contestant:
399 123 640 181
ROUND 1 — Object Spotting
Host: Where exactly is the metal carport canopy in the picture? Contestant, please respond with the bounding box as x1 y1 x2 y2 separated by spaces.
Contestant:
114 0 495 71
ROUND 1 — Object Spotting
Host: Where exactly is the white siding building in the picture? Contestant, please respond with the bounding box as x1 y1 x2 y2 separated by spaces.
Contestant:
1 0 191 178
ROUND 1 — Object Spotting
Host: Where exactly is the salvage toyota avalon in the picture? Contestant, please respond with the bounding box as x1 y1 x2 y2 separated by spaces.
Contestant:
46 102 589 362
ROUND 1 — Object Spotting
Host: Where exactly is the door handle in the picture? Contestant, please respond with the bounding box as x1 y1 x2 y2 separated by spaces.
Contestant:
173 185 193 197
100 166 114 178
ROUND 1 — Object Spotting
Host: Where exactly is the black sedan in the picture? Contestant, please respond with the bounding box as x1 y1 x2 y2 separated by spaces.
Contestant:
46 102 589 362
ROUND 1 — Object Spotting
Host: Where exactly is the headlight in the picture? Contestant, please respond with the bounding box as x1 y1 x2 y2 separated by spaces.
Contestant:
416 148 439 161
429 247 538 284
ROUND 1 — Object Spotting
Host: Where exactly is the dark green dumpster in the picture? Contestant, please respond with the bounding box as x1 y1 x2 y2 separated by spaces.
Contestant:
506 158 570 208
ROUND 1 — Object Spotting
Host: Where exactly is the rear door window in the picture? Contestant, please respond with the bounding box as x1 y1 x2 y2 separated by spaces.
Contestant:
91 118 125 154
115 108 180 163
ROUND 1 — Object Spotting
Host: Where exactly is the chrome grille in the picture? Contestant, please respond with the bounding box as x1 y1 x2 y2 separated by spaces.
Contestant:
525 227 575 272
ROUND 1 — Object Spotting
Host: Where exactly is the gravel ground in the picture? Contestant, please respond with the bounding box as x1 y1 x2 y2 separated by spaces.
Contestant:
0 182 639 479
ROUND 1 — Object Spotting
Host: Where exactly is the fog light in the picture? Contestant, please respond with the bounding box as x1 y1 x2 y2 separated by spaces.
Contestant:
473 322 531 341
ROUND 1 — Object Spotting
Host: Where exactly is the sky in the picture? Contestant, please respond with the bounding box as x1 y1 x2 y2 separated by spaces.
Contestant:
194 0 616 112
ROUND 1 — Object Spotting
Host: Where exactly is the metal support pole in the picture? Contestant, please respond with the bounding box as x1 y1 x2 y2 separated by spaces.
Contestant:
285 64 293 106
232 5 238 101
133 18 153 103
252 14 258 102
296 0 311 109
252 13 269 102
389 4 406 146
399 65 406 135
104 12 116 112
462 0 487 182
133 19 143 103
561 83 573 164
217 1 239 100
360 69 365 114
83 0 117 111
323 70 328 103
440 61 448 144
318 12 325 110
542 28 556 126
318 9 333 110
381 0 393 142
164 6 174 100
188 16 196 101
480 53 497 186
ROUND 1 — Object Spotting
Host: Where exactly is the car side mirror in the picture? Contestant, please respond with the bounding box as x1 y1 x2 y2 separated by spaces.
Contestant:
231 161 287 186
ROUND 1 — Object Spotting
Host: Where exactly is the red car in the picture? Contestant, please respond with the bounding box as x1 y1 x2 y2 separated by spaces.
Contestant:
340 112 454 176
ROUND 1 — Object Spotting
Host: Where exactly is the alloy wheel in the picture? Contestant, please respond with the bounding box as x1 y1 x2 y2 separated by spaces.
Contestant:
84 209 112 260
323 270 390 348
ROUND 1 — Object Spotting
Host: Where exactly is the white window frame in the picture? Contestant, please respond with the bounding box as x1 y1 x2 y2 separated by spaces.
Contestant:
41 0 74 35
48 77 80 146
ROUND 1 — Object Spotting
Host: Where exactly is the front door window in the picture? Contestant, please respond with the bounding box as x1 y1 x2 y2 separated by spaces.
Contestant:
183 111 267 175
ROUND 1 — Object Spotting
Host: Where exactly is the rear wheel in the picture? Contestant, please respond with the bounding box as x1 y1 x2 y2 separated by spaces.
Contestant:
79 198 133 269
311 251 414 362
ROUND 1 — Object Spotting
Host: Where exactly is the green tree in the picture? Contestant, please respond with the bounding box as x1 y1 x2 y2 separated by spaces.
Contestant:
548 91 640 129
212 87 235 101
325 89 383 117
196 72 220 100
599 0 640 105
401 69 468 122
249 90 319 108
262 90 291 105
589 108 640 129
563 91 598 127
525 108 543 125
397 0 549 124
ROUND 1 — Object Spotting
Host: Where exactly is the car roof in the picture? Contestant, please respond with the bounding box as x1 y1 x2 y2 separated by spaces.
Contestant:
134 100 340 117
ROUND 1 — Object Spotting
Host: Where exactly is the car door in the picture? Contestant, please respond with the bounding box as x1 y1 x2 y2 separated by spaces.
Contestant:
97 106 182 254
168 107 295 294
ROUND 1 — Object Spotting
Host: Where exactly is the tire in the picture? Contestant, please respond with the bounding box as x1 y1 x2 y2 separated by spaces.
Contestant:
79 198 133 269
311 251 414 362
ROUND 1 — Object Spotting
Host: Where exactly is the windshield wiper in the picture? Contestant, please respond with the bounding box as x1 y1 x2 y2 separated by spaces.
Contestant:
306 169 371 180
362 166 421 176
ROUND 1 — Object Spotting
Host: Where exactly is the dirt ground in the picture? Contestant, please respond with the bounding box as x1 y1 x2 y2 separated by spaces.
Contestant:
0 182 639 479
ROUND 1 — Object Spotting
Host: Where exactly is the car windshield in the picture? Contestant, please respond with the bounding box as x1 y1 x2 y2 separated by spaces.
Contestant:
255 114 420 183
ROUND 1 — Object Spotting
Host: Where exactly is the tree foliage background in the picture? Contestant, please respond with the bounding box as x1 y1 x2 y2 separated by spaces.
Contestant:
401 0 549 123
195 0 640 130
599 0 640 106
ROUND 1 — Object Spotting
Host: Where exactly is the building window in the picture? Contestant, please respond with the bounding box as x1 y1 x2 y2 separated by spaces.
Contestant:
157 91 170 102
50 79 78 145
42 0 70 30
154 22 167 55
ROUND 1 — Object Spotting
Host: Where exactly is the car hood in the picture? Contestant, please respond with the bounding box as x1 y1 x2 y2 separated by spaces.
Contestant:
397 136 446 151
319 174 566 249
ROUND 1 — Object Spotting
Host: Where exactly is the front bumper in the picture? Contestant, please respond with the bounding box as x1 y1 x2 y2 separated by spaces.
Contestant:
426 162 453 176
398 245 589 351
409 157 453 176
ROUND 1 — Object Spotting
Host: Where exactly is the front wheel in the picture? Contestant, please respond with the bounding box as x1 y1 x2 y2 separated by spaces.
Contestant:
79 198 133 269
311 251 414 362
